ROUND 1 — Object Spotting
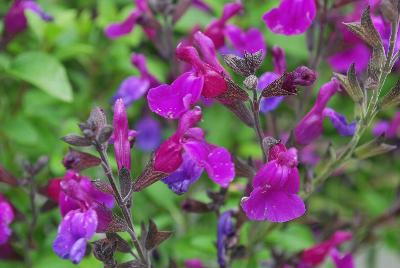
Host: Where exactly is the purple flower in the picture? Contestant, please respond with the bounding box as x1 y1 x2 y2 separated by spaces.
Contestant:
300 231 352 266
217 211 235 268
323 108 356 136
104 0 155 40
192 0 213 14
185 259 204 268
204 2 243 49
258 72 284 113
4 0 53 38
224 24 266 56
58 171 114 229
295 79 341 145
271 46 286 75
372 112 400 138
113 99 131 170
0 195 14 245
241 144 306 222
263 0 316 35
148 31 229 119
154 107 235 188
135 116 162 152
162 154 203 194
113 53 159 107
53 209 97 264
148 72 204 119
331 249 354 268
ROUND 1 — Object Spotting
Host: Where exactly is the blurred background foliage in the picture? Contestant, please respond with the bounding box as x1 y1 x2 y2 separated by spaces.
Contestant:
0 0 399 267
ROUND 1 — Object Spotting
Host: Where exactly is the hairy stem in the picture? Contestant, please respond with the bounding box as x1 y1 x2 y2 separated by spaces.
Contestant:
251 88 266 162
94 143 148 266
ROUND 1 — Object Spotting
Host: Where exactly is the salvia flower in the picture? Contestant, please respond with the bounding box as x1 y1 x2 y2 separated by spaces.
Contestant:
263 0 316 35
331 249 354 268
135 116 162 152
204 2 243 49
104 0 155 39
295 79 356 145
217 211 236 268
162 154 203 195
113 99 131 171
300 231 353 266
224 24 267 57
372 112 400 138
241 143 306 222
154 107 235 189
113 54 160 107
148 31 229 119
185 259 205 268
0 194 14 245
53 208 97 264
4 0 53 39
53 171 114 264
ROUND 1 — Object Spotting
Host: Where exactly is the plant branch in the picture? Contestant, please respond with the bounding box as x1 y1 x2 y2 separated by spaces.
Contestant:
94 142 148 266
251 88 267 162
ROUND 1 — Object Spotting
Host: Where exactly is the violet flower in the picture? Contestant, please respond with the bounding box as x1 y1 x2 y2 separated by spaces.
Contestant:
300 231 352 266
113 99 131 171
241 143 306 222
224 24 267 57
53 171 114 264
258 46 287 113
154 107 235 188
263 0 316 35
217 211 235 268
53 209 98 264
331 249 354 268
192 0 213 14
294 79 356 145
135 116 162 152
113 54 160 107
148 31 229 119
372 112 400 138
204 2 243 49
0 194 14 245
185 259 204 268
3 0 53 39
162 154 203 195
104 0 155 40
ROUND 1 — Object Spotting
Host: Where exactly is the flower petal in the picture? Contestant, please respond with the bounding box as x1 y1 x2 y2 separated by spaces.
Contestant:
147 72 204 119
113 76 150 107
241 187 305 222
113 99 131 170
105 12 138 39
323 108 356 136
263 0 316 35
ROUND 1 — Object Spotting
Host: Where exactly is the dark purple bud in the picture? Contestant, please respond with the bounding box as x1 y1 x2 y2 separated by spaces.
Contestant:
291 66 317 87
63 148 101 171
217 211 236 268
0 166 18 186
181 198 212 213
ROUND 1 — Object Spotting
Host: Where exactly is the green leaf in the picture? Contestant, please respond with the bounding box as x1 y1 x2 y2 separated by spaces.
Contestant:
7 52 73 102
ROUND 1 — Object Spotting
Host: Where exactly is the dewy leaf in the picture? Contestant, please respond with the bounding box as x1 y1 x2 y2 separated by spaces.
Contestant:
355 136 397 159
145 219 173 251
7 52 73 102
344 64 364 103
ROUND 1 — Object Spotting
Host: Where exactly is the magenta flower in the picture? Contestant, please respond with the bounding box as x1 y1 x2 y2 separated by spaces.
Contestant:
0 194 14 245
373 112 400 138
113 54 160 107
104 0 155 39
4 0 53 39
217 211 235 268
45 178 62 203
53 209 98 264
263 0 316 35
135 116 162 152
295 79 355 145
241 143 306 222
300 231 352 266
331 249 354 268
162 153 203 194
224 24 266 56
113 99 131 171
148 31 229 119
58 171 114 228
185 259 204 268
192 0 213 14
204 2 243 49
154 107 235 188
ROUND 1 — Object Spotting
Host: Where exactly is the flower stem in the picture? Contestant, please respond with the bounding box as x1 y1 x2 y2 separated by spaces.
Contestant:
251 88 267 162
94 143 148 266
